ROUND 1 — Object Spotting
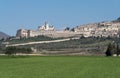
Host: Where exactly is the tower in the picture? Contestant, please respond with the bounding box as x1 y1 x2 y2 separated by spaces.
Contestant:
45 21 49 30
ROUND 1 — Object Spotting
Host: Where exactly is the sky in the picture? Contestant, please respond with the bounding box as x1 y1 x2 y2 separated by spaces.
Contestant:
0 0 120 36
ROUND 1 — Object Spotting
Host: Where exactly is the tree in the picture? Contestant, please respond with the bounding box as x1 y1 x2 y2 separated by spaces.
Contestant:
117 17 120 22
5 46 33 56
80 34 85 39
106 42 120 56
71 28 75 32
116 44 120 56
5 47 17 56
0 38 5 41
112 17 120 22
105 43 113 56
26 48 32 54
64 27 70 31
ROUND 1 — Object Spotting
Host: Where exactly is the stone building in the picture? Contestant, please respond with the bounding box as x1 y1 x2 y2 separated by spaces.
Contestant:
16 21 120 38
16 29 28 38
74 22 120 37
38 22 55 31
16 22 55 38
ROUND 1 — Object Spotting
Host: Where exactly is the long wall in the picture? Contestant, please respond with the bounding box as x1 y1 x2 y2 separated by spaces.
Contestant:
28 30 82 38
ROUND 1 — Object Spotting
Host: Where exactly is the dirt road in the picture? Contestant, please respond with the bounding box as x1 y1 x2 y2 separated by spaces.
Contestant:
6 38 71 47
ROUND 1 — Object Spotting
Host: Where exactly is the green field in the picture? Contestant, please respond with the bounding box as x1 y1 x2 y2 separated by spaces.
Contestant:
0 56 120 78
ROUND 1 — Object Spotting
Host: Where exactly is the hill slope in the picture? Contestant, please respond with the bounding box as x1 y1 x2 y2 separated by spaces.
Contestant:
0 31 9 39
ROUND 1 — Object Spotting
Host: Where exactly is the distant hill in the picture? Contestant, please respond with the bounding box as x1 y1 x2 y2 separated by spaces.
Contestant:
0 31 9 40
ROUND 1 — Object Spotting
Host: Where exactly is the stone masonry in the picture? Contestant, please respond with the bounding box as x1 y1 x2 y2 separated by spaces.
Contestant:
16 21 120 38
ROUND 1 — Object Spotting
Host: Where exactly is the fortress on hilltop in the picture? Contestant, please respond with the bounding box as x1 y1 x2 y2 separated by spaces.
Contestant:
16 19 120 38
16 22 80 38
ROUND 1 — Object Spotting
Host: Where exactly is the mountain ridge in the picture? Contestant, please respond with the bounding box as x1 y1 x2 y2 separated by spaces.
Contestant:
0 31 9 39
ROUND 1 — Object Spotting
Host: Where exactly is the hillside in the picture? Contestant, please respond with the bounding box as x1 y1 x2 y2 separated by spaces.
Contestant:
1 18 120 55
13 37 118 56
0 31 9 39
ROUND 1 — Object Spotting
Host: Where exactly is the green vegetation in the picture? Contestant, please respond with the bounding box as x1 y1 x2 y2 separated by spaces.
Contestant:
106 43 120 56
5 47 32 56
26 37 111 49
6 35 63 44
112 17 120 22
0 56 120 78
23 37 117 55
1 36 120 55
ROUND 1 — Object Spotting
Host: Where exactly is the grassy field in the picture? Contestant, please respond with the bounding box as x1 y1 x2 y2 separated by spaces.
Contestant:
0 56 120 78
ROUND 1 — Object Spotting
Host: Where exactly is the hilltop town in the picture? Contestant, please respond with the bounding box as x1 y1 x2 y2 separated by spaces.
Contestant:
16 17 120 38
1 17 120 56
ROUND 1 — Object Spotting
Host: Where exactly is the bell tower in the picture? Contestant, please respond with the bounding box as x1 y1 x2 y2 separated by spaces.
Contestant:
45 21 49 30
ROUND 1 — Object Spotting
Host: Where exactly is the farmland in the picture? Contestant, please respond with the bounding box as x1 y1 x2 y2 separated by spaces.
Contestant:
0 56 120 78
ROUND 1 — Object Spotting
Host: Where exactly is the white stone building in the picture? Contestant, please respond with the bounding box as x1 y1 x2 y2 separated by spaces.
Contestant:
16 21 120 38
16 29 28 38
38 22 54 31
16 22 60 38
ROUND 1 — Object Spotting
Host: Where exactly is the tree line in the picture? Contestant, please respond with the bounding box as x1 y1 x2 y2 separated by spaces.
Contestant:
106 42 120 56
5 46 32 56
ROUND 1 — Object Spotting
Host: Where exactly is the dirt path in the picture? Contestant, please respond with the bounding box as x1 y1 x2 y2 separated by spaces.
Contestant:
6 38 71 47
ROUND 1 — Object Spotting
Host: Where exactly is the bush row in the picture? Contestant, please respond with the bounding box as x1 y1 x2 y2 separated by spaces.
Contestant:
5 46 32 55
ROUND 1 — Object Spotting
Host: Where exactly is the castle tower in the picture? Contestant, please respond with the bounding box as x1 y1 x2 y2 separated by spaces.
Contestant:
45 21 49 30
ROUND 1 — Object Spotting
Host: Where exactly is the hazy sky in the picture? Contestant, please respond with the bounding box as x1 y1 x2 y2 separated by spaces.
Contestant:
0 0 120 36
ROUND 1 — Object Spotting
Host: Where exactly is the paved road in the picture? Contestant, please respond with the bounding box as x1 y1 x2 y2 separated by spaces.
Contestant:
6 38 71 47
